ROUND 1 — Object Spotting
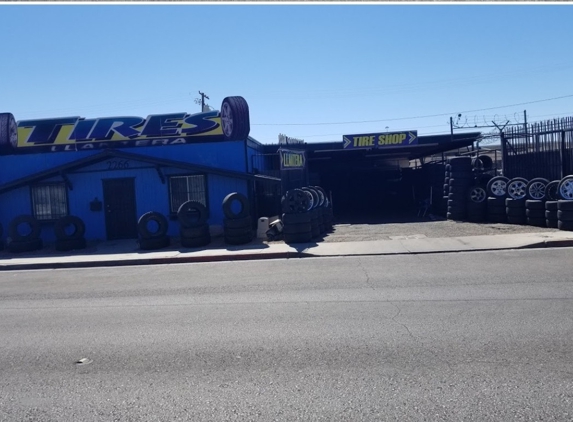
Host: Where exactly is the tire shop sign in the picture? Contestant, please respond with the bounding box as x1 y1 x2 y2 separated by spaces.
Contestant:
8 97 251 153
342 131 418 149
279 148 306 170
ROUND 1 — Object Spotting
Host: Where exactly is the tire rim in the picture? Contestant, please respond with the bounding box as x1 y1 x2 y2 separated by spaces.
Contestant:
490 180 507 197
560 179 573 200
470 187 486 203
508 180 527 199
9 116 18 146
527 181 546 200
220 102 233 137
303 190 314 210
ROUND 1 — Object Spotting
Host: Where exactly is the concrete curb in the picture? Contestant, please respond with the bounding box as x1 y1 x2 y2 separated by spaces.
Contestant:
2 237 573 271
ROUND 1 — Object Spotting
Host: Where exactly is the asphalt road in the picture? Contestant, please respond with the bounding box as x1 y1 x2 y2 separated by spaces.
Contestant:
1 248 572 421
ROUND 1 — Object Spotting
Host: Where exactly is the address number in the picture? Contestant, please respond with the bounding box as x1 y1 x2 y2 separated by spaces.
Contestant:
107 160 130 170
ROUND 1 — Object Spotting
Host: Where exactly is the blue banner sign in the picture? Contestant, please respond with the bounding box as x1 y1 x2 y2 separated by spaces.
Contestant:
343 131 418 149
279 148 306 170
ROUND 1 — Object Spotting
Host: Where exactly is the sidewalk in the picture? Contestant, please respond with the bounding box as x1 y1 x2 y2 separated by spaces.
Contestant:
1 231 572 271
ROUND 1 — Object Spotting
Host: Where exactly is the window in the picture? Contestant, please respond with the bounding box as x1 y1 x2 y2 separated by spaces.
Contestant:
31 183 68 221
169 175 207 213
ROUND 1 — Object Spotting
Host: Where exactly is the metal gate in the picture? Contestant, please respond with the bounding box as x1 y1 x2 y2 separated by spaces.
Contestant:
502 117 573 180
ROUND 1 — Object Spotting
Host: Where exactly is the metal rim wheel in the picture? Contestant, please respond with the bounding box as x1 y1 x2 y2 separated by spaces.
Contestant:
507 177 528 200
486 176 509 198
220 101 233 138
558 176 573 200
526 178 549 200
468 186 487 203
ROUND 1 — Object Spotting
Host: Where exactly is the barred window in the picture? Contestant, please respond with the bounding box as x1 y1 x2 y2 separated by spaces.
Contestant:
31 183 68 221
169 175 207 213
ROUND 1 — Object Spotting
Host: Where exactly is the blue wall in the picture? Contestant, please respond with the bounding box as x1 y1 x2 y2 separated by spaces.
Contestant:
0 141 252 243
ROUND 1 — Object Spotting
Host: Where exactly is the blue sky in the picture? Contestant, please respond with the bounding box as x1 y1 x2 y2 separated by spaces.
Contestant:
1 4 572 144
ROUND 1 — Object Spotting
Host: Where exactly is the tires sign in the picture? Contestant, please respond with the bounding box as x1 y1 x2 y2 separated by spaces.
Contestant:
343 131 418 149
279 148 306 170
10 97 251 154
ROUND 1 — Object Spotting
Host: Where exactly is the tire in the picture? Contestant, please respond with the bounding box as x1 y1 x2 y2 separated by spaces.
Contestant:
137 212 168 239
446 212 465 220
8 215 41 241
557 200 573 211
545 210 558 219
449 156 472 166
557 176 573 200
222 192 250 219
545 180 560 201
545 200 558 211
54 215 86 240
506 177 528 200
525 209 545 218
224 232 253 245
223 216 251 229
449 171 473 180
486 176 510 198
312 186 327 207
448 185 467 195
507 216 527 225
283 231 313 244
138 235 170 250
506 207 526 217
487 197 505 206
281 189 310 214
301 187 319 210
525 200 545 210
0 112 18 154
473 155 493 171
526 178 549 200
282 222 312 235
224 226 253 237
180 224 210 238
448 205 466 214
7 238 43 253
558 220 573 231
281 212 311 225
467 186 487 204
177 200 209 228
527 217 547 227
448 193 465 201
546 219 559 228
449 178 473 187
447 199 464 207
505 198 526 208
557 210 573 222
181 234 211 248
55 237 87 252
220 96 250 140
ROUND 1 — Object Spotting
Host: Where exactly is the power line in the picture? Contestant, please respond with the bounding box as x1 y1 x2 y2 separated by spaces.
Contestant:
253 94 573 126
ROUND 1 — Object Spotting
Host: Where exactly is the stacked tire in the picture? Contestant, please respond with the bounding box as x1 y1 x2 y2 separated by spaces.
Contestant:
313 186 333 233
138 211 171 250
178 201 211 248
486 176 509 223
545 200 559 228
465 185 487 223
301 187 323 239
7 215 43 253
557 200 573 231
505 198 526 225
54 215 87 251
525 200 546 227
222 192 253 245
446 157 474 221
281 188 312 244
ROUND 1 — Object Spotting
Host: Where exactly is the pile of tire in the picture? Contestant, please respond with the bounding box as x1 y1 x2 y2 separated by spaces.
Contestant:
137 211 171 250
557 200 573 231
314 186 334 233
54 215 87 251
301 186 333 238
505 198 526 225
445 156 474 221
524 200 546 227
178 201 211 248
222 192 253 245
465 185 488 222
281 188 312 244
545 200 559 228
485 176 509 223
7 215 43 253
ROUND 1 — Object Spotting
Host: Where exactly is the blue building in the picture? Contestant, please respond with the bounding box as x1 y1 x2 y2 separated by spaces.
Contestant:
0 96 280 245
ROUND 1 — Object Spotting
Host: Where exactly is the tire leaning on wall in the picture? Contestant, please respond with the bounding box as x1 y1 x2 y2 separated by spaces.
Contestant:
7 215 43 253
222 192 252 246
54 215 86 241
137 212 168 239
0 112 18 155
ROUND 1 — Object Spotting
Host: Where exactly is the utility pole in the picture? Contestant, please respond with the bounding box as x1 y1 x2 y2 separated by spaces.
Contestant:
198 91 210 112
